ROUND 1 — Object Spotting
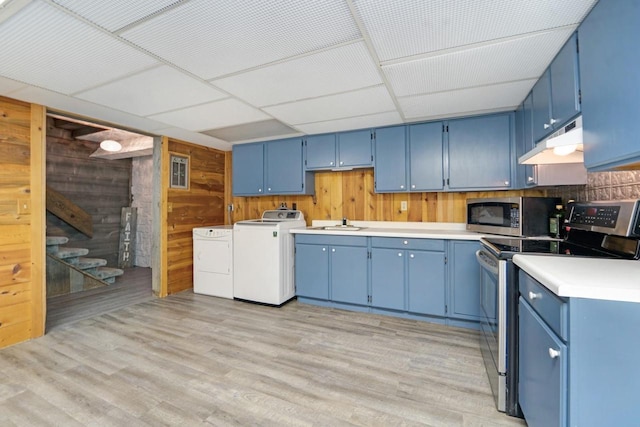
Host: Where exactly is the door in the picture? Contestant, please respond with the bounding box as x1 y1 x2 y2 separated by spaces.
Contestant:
409 122 444 191
265 138 303 194
337 129 372 168
371 248 405 310
330 245 368 305
407 250 445 316
374 125 407 192
232 143 264 195
305 134 336 169
295 243 329 299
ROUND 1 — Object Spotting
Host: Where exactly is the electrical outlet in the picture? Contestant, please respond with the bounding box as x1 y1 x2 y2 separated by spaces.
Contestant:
228 203 234 212
401 201 408 211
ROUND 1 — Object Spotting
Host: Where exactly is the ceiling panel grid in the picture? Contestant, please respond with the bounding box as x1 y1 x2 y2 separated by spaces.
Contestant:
212 41 382 107
296 111 402 135
120 0 362 80
0 1 158 95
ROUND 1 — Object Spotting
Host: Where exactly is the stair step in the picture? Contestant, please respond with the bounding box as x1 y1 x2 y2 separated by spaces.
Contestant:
94 267 124 282
52 247 90 263
76 257 108 270
46 236 69 246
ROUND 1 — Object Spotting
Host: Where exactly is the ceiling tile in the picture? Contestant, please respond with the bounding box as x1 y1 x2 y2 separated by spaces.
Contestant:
120 0 361 79
201 119 299 143
264 86 396 125
384 28 575 97
353 0 597 61
76 65 228 116
153 126 232 151
398 80 537 120
10 86 170 132
295 111 402 135
0 2 158 95
148 99 271 131
50 0 182 32
212 42 382 107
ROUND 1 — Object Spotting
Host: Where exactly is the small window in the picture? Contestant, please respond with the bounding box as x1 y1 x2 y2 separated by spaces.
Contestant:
170 154 189 189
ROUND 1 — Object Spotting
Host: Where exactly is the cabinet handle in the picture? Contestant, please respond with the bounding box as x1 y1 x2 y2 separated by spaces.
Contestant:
322 247 326 252
340 161 344 166
331 248 336 252
330 161 334 166
548 348 561 359
403 240 408 245
550 118 558 125
400 184 405 189
258 188 262 193
504 180 509 186
267 187 271 191
411 184 416 189
528 291 541 300
527 176 535 183
398 252 403 257
410 253 414 258
544 122 552 129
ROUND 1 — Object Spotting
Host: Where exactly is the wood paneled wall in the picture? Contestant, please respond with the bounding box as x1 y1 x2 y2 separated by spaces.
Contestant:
0 96 45 349
166 138 225 295
226 159 546 225
46 120 132 266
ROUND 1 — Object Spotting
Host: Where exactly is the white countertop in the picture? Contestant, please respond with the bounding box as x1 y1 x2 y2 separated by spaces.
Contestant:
291 221 482 240
514 254 640 303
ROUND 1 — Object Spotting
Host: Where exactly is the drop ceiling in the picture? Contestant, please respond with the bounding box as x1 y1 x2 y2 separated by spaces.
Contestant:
0 0 598 151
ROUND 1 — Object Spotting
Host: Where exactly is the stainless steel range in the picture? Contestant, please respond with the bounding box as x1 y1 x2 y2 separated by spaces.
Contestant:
476 199 640 417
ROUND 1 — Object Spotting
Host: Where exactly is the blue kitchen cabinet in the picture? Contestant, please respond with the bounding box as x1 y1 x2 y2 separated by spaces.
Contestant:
233 138 314 196
446 114 513 191
371 247 405 310
409 122 445 191
232 142 264 196
531 33 580 143
374 125 407 192
579 0 640 170
295 243 329 300
304 134 337 170
448 240 482 321
265 138 314 194
521 93 537 187
305 129 372 171
407 250 445 316
330 244 368 305
371 237 446 316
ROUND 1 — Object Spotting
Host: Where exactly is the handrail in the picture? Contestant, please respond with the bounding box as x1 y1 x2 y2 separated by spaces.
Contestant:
46 186 93 238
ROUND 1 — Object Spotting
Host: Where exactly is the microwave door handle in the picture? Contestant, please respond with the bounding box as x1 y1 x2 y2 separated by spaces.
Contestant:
475 249 499 276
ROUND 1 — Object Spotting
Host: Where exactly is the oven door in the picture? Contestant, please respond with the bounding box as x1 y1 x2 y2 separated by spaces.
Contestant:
476 248 508 411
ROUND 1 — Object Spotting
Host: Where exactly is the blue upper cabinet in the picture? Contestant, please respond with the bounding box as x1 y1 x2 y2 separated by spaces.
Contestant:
409 122 444 191
304 129 372 171
531 33 580 143
579 0 640 170
447 113 513 190
304 134 337 169
232 142 264 196
374 125 408 192
233 138 314 196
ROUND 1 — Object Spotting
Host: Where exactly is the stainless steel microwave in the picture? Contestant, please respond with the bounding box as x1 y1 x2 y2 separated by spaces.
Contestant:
466 197 560 237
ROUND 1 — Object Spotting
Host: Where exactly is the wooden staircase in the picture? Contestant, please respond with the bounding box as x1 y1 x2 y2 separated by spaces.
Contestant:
46 236 124 297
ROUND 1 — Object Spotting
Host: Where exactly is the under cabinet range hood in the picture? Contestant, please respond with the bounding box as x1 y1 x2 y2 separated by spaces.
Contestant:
519 116 583 164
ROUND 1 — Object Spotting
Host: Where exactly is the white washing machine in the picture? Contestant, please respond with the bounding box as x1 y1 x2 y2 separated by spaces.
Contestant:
192 225 233 298
233 209 306 305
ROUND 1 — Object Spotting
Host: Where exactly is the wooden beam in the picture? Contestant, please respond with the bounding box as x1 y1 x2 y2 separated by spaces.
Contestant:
45 185 93 238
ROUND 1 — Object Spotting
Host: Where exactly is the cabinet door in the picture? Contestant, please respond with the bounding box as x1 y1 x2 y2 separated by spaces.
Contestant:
305 134 336 170
449 241 482 320
295 244 329 299
265 138 303 194
409 122 444 191
447 114 512 190
232 143 264 196
374 125 407 192
330 245 368 305
408 251 445 316
549 33 580 127
521 93 537 186
337 129 372 168
579 0 640 170
519 299 567 427
531 70 552 143
371 248 405 310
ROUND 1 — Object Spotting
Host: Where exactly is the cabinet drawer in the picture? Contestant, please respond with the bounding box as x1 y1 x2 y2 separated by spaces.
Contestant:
519 270 568 340
371 237 444 251
295 234 367 247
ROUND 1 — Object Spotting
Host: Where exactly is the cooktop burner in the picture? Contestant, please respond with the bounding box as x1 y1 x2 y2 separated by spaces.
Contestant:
482 237 619 259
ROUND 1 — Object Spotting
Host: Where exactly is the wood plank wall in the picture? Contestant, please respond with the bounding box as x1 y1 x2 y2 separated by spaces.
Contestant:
166 138 225 295
226 159 547 224
0 96 45 349
45 118 132 266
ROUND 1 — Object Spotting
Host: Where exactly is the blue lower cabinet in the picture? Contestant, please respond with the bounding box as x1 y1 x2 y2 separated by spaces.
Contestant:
371 248 405 310
330 245 368 305
408 251 445 316
448 241 482 321
295 244 329 299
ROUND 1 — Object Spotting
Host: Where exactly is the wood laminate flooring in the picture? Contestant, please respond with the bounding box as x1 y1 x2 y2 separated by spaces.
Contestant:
2 292 526 426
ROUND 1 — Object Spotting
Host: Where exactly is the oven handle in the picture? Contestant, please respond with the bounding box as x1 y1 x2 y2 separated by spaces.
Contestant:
476 249 499 276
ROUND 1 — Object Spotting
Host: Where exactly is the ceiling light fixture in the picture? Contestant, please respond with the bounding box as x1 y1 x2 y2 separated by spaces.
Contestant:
100 139 122 152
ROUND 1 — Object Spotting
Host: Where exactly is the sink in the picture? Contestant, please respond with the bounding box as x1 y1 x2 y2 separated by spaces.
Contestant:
317 225 365 231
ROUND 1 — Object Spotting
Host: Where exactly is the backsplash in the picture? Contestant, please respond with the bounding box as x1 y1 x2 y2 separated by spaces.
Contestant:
547 171 640 203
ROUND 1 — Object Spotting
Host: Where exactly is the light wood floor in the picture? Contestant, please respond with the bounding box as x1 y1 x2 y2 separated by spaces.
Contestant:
2 292 526 426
